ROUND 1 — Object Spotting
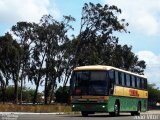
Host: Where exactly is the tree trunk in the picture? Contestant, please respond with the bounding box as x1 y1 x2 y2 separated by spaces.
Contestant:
20 78 23 104
14 81 18 104
44 77 48 104
1 84 6 104
49 87 54 104
20 66 25 105
33 82 39 104
33 52 46 104
49 80 55 104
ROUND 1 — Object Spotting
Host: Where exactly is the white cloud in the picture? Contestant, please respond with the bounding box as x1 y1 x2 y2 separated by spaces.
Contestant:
0 0 60 24
103 0 160 36
137 51 160 86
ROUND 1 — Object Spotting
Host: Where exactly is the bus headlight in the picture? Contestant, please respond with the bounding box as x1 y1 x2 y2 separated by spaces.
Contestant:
72 105 75 108
102 105 105 108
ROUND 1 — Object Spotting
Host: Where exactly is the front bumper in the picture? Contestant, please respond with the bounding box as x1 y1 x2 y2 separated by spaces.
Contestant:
72 103 108 112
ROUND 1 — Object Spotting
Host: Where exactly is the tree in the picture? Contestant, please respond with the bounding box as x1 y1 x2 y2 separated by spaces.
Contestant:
0 85 42 103
108 44 146 74
0 33 22 104
148 83 160 103
74 3 128 65
12 22 35 104
30 15 75 104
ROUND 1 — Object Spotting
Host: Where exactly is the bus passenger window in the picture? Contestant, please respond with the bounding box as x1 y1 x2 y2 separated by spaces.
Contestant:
137 77 140 88
131 76 135 87
109 70 114 87
135 77 137 88
126 74 130 87
141 79 144 89
130 75 132 86
121 73 126 86
109 70 114 81
139 78 142 89
124 74 127 86
115 71 119 85
118 72 122 85
144 79 147 89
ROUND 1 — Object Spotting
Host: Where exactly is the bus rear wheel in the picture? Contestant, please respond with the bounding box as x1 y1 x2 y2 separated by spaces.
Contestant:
131 102 141 116
109 102 120 117
135 102 141 115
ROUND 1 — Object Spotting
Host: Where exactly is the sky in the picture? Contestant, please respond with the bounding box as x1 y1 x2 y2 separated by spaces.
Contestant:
0 0 160 88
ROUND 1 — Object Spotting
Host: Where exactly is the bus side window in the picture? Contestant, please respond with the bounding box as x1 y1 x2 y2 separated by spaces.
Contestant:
124 74 127 86
139 78 142 89
126 74 130 87
141 78 144 89
109 70 114 82
144 78 147 89
131 76 135 87
118 72 122 85
115 71 119 85
130 75 132 86
121 72 126 86
135 77 137 88
137 77 140 88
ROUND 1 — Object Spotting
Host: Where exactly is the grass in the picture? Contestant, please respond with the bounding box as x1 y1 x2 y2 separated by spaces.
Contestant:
0 104 72 113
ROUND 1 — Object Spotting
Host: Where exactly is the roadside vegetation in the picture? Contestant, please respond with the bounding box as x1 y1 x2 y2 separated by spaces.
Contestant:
0 104 71 113
148 84 160 109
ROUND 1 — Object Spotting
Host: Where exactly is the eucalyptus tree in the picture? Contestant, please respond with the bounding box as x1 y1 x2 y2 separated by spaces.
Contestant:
0 34 10 103
30 15 75 104
0 33 22 103
74 2 129 66
11 22 35 104
108 44 146 74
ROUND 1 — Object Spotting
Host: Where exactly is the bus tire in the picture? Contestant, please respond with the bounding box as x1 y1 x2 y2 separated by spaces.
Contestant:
109 101 120 117
131 102 141 116
131 112 135 116
135 102 141 116
109 112 115 117
81 111 88 117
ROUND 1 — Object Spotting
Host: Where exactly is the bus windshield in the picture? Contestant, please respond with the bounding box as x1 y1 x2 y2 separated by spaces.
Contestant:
70 70 108 96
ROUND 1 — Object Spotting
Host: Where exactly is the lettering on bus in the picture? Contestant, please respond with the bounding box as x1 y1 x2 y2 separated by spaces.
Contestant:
129 89 139 97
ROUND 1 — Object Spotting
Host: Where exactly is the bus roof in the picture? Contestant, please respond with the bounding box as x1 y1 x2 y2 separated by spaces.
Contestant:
74 65 147 78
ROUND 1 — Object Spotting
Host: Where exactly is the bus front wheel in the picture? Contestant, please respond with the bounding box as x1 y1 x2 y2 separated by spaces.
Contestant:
81 111 88 117
109 102 120 117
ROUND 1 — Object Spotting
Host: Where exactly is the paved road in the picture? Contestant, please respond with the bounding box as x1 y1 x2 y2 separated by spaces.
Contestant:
1 111 160 120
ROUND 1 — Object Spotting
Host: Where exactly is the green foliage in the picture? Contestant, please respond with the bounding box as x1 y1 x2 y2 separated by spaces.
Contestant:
55 86 70 103
26 15 75 104
0 33 23 103
0 86 42 103
148 83 160 102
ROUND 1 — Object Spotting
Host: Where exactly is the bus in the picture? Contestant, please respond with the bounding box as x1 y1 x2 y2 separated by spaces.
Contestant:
70 65 148 117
